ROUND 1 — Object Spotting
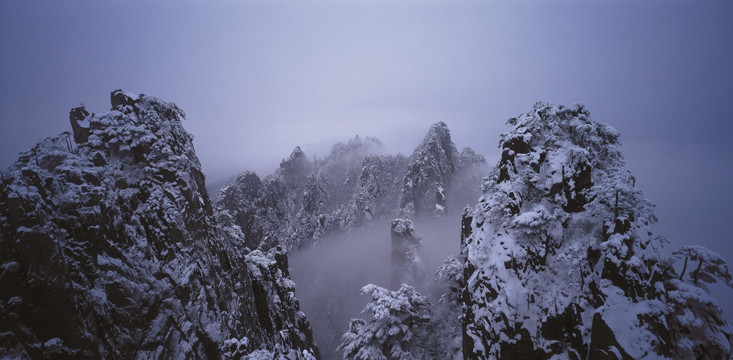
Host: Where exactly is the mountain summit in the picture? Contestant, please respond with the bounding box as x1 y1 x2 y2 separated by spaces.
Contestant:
461 102 732 359
400 121 486 218
0 90 318 359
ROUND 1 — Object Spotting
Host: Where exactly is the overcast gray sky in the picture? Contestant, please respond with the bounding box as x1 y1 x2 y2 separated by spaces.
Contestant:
2 0 732 318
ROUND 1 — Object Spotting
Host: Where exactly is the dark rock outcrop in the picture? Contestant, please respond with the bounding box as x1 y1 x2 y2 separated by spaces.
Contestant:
110 89 140 112
68 106 90 143
0 90 318 359
400 122 487 218
400 122 459 218
390 219 423 289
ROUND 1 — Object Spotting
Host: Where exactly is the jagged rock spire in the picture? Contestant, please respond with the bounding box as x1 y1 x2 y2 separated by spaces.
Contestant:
461 102 681 359
0 90 318 359
399 122 459 218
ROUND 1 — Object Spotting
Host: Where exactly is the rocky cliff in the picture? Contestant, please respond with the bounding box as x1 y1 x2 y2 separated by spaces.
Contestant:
0 90 318 359
460 102 731 360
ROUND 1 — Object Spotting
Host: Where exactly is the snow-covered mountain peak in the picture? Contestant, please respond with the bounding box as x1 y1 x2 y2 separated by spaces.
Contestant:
400 121 484 218
414 121 456 159
498 102 621 179
0 90 318 359
461 102 731 360
422 121 451 142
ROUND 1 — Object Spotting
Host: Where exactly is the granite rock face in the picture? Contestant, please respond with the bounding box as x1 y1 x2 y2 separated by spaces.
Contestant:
460 102 731 360
0 91 318 359
400 122 487 219
399 122 459 218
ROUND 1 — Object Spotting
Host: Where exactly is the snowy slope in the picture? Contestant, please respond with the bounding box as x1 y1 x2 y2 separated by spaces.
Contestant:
0 91 318 359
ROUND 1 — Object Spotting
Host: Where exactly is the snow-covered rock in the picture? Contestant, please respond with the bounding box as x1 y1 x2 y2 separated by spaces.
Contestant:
0 91 318 359
460 102 732 359
390 219 425 289
400 121 460 218
217 124 484 251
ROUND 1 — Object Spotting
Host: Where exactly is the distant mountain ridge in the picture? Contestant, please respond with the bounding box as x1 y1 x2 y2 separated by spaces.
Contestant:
216 122 487 251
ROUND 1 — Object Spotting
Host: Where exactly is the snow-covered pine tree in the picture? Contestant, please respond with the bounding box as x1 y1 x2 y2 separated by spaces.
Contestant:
338 256 465 360
664 245 733 359
428 255 464 359
339 284 431 360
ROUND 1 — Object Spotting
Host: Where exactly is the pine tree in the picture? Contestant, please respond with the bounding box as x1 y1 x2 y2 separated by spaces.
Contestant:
339 284 431 360
664 245 733 359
